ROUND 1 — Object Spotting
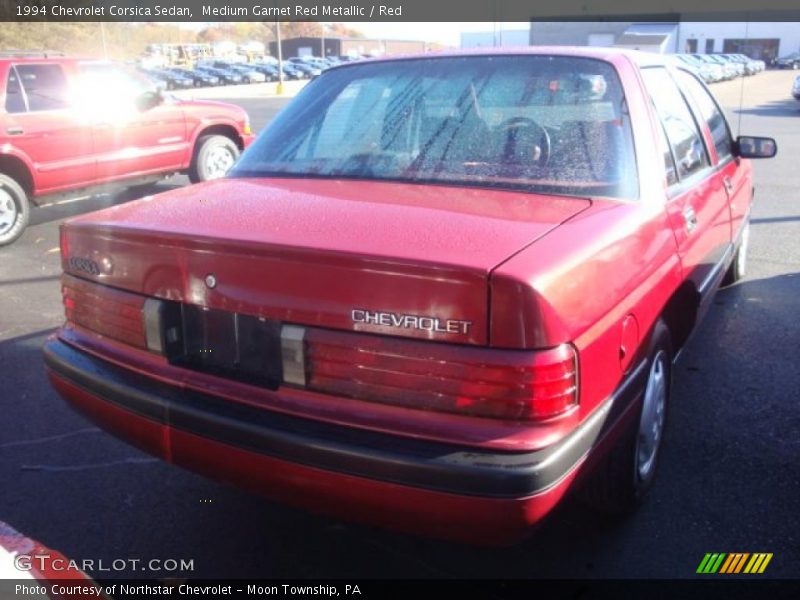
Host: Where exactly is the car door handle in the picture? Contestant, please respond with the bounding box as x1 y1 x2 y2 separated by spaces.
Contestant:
683 206 698 233
6 126 23 135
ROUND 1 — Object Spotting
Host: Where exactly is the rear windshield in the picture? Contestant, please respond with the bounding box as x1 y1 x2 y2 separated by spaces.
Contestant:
232 56 638 199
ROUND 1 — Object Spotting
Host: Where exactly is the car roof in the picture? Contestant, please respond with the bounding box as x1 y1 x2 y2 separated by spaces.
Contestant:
0 55 94 64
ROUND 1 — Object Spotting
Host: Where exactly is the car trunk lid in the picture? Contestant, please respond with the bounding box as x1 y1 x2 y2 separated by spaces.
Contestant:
61 178 591 346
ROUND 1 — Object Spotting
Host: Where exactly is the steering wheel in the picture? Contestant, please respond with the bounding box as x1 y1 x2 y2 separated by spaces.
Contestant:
496 117 551 168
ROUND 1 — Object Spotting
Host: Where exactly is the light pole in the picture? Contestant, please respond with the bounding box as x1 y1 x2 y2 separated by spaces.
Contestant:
100 22 108 59
276 20 284 95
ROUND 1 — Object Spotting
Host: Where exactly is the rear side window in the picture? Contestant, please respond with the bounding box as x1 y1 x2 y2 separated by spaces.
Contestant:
650 103 679 187
14 64 70 112
641 68 709 181
5 68 26 113
674 69 733 162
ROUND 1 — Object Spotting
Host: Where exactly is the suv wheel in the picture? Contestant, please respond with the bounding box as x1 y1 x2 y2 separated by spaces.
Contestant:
579 319 672 513
189 135 240 183
0 174 31 247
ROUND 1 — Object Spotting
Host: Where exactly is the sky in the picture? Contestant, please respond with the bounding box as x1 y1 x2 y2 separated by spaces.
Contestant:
351 22 529 47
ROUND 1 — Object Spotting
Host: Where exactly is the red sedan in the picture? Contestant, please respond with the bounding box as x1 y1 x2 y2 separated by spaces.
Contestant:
44 48 775 545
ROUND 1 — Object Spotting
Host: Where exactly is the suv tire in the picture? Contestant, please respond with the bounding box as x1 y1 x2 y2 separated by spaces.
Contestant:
189 135 240 183
0 174 31 247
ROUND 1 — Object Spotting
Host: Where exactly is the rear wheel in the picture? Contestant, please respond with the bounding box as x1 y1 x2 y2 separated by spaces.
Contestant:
0 173 30 247
579 319 672 513
188 135 240 183
722 220 750 286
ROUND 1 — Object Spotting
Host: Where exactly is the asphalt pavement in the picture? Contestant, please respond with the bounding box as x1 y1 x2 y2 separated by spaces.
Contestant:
0 70 798 580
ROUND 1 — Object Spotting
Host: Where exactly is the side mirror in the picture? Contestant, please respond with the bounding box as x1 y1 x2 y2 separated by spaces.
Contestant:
735 136 777 159
136 90 163 111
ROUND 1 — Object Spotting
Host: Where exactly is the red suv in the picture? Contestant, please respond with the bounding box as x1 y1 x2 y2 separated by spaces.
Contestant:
45 49 776 545
0 56 255 246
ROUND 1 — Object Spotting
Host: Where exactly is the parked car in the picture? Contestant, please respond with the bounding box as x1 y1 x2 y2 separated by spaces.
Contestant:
711 54 745 77
713 54 748 76
674 54 722 83
291 62 322 79
720 54 757 75
224 63 267 84
195 65 244 85
140 67 193 90
202 60 265 84
694 54 738 80
776 52 800 69
44 49 776 544
0 57 255 245
164 67 219 87
248 63 280 81
137 69 168 93
733 54 765 72
280 64 305 80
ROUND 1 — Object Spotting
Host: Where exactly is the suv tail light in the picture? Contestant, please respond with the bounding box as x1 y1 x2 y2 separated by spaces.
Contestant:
60 279 578 421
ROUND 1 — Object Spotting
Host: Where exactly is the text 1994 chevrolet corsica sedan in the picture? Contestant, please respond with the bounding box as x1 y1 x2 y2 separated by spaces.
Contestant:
44 48 776 545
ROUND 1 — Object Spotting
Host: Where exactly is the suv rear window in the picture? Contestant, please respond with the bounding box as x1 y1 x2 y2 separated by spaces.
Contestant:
232 56 638 199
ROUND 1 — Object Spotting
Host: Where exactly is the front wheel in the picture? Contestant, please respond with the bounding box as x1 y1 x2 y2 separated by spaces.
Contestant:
579 319 672 513
0 173 31 247
188 135 240 183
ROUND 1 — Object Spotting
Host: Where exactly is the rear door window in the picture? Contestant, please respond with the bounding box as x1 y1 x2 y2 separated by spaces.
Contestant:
5 67 26 113
14 64 70 112
641 67 709 181
674 69 733 163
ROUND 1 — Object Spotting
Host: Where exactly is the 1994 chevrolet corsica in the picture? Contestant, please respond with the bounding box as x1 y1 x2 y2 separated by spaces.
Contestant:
44 48 776 545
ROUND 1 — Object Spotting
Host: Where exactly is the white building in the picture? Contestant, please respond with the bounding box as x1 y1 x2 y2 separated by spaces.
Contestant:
528 21 800 62
460 29 530 48
677 22 800 62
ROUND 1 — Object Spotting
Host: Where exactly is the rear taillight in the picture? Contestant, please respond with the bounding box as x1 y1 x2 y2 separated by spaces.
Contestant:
302 328 578 421
60 279 578 421
62 275 147 349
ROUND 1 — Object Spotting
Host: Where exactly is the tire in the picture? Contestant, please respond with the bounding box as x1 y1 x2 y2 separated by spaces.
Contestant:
722 220 750 286
188 135 240 184
0 173 31 247
579 319 672 514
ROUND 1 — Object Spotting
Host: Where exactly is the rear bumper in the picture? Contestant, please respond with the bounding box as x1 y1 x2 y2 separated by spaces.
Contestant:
43 337 644 544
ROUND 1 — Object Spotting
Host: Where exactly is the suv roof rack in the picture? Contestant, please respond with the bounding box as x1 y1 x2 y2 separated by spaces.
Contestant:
0 50 66 58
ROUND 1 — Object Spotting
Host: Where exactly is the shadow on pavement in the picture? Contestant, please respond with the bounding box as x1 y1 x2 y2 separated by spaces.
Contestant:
29 181 185 228
730 98 800 117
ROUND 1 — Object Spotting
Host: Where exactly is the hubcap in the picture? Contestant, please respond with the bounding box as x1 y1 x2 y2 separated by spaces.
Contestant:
636 350 668 481
737 222 750 277
0 189 18 235
204 145 236 180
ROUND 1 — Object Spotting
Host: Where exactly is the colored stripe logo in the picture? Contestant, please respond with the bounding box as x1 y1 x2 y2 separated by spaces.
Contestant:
697 553 773 574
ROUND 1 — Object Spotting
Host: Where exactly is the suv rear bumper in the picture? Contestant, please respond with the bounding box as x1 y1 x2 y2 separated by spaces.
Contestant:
43 337 645 545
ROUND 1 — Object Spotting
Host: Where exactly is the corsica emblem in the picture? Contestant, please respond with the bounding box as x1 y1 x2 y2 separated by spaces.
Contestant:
68 256 101 276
